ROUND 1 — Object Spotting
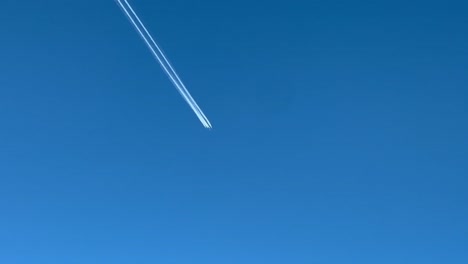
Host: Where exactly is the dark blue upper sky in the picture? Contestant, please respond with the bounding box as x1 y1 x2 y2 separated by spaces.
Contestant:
0 0 467 263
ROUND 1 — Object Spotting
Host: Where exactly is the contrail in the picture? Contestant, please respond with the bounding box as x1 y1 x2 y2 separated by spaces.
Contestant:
115 0 212 129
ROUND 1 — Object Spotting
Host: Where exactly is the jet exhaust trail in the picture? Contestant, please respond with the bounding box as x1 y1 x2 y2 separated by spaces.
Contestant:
115 0 212 129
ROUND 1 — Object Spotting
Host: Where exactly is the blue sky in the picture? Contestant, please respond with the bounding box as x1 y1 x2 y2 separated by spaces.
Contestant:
0 0 467 263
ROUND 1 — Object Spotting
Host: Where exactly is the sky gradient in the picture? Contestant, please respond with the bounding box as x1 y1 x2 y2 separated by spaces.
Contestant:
0 0 467 263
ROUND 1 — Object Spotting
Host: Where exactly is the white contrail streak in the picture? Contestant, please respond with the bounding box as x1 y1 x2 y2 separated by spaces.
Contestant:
115 0 212 129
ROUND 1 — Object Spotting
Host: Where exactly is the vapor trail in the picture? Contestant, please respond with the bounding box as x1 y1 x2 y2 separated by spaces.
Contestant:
116 0 212 128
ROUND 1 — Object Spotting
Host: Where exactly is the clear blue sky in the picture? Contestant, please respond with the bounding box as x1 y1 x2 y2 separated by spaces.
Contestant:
1 0 467 263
